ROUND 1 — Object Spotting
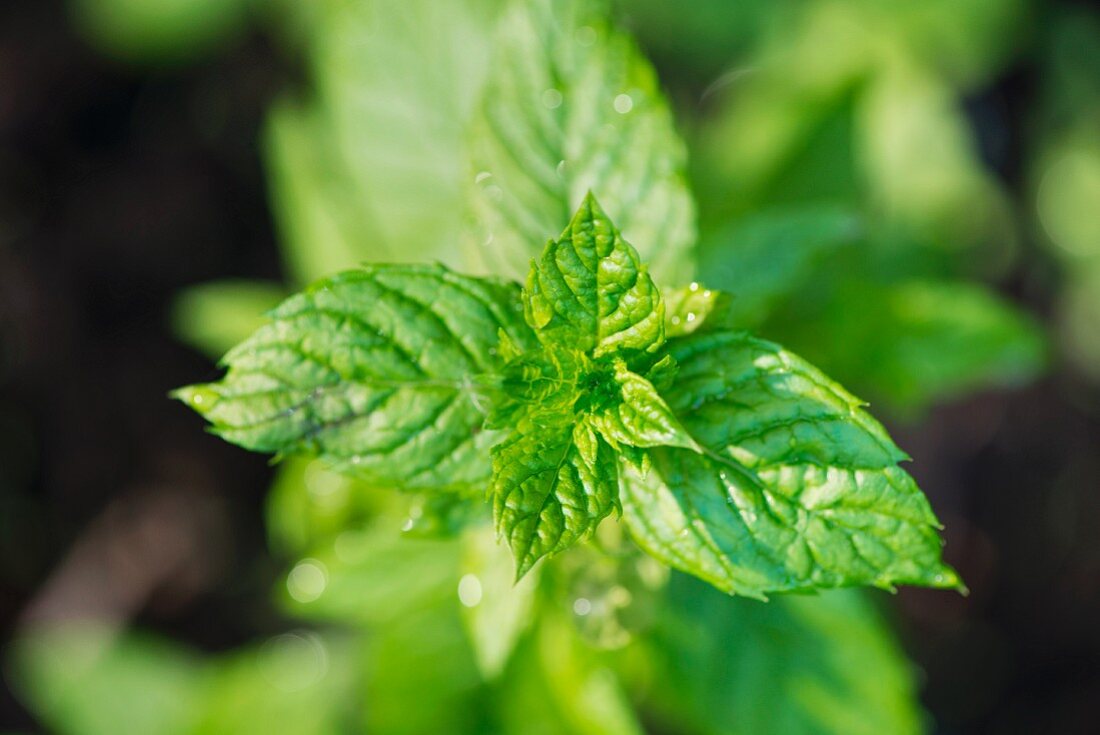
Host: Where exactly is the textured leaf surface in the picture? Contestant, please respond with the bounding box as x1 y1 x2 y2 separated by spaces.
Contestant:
176 264 535 492
466 0 696 283
620 330 960 597
525 194 664 358
491 415 618 577
588 359 697 452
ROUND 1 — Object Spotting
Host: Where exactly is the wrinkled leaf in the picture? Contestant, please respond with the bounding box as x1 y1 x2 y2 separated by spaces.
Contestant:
492 415 618 577
621 330 961 597
525 194 665 359
176 264 534 493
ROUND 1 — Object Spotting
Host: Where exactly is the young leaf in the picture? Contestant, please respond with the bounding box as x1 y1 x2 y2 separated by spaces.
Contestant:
662 282 724 337
491 414 618 577
525 193 664 358
587 358 698 452
620 330 961 597
175 264 535 493
466 0 696 284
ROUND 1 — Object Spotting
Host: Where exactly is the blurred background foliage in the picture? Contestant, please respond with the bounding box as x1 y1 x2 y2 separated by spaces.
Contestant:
2 0 1099 732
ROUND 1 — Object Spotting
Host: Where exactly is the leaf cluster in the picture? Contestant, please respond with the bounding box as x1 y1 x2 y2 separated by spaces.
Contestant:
177 195 960 598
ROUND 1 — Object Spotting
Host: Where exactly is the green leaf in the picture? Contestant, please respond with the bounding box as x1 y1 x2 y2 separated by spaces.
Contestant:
459 526 539 677
772 278 1046 414
620 330 961 597
263 0 507 283
176 264 535 493
587 358 698 452
497 610 645 735
71 0 248 64
9 625 203 735
645 577 925 735
171 280 287 359
8 625 357 735
491 414 618 578
466 0 696 284
525 194 664 359
662 282 724 337
696 205 861 328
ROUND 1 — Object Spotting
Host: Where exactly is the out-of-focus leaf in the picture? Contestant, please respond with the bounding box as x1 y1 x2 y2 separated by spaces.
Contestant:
497 612 645 735
263 102 385 283
194 631 354 735
278 523 461 627
10 625 202 735
641 577 924 735
264 458 380 558
858 66 1014 254
466 0 696 284
171 280 286 359
459 525 539 677
1036 141 1100 259
776 279 1046 413
662 284 723 337
9 626 356 735
697 205 861 327
1057 264 1100 381
690 1 1019 259
360 600 488 735
69 0 248 63
263 0 505 283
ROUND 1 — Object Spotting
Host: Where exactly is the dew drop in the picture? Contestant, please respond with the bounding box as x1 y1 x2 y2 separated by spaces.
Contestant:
572 597 592 616
474 171 492 184
613 94 634 114
686 312 696 323
541 88 563 109
688 282 700 292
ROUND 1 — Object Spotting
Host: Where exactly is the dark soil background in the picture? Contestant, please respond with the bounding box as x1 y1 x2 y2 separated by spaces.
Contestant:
2 1 1099 732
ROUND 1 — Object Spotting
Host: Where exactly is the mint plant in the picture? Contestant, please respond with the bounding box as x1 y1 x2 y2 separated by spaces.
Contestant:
177 194 960 598
16 1 1057 733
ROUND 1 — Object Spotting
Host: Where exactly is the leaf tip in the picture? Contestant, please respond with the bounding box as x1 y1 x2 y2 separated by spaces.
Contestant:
171 384 218 414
